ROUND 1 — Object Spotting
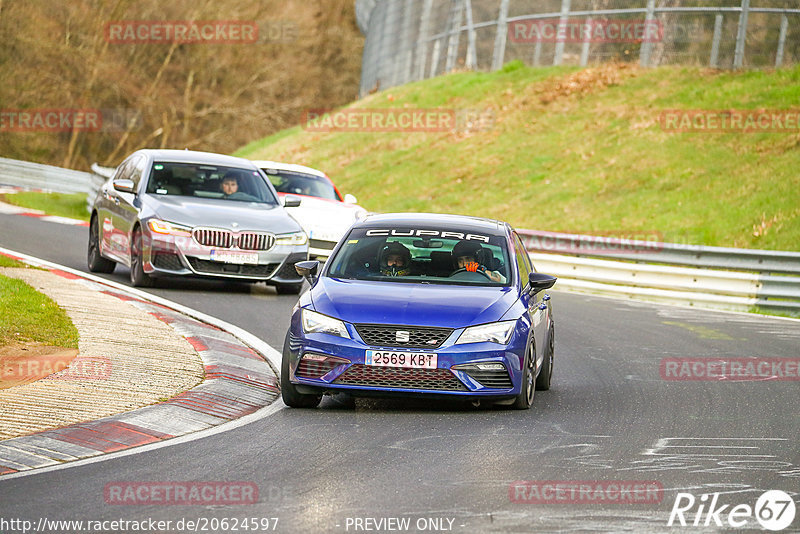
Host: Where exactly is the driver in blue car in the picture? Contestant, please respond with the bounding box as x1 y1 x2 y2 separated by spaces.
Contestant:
379 241 412 277
451 240 506 283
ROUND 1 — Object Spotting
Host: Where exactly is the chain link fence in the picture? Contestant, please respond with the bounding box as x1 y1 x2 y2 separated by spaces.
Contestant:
357 0 800 96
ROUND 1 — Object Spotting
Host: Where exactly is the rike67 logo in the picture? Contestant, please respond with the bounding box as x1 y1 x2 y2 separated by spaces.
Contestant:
668 490 796 531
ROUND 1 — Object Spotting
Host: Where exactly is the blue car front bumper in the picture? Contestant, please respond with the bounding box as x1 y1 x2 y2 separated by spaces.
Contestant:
284 312 529 399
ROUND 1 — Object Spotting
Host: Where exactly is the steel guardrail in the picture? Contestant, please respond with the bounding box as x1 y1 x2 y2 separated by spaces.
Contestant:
0 156 95 194
519 231 800 313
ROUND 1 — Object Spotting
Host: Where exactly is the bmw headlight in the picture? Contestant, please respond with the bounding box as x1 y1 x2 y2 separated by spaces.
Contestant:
456 321 516 345
301 309 350 338
276 231 308 246
147 219 192 236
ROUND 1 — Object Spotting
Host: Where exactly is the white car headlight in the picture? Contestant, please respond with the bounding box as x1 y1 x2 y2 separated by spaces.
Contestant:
302 309 350 338
276 231 308 246
456 321 516 345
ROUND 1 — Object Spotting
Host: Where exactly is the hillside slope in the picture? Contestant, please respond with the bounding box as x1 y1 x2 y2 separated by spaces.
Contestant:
237 62 800 251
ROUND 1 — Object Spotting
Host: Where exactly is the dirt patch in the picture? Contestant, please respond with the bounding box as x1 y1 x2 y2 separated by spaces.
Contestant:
537 63 639 105
0 342 79 390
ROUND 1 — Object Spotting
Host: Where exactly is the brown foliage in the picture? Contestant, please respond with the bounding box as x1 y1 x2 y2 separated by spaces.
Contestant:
0 0 363 169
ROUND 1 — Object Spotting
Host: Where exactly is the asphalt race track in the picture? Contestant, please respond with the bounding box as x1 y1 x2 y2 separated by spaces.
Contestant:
1 212 799 533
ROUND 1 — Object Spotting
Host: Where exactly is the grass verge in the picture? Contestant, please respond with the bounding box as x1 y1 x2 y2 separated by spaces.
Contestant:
0 274 79 348
1 192 89 221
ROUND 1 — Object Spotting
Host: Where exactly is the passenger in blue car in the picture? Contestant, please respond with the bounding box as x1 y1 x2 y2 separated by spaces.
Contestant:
451 240 506 283
379 241 411 277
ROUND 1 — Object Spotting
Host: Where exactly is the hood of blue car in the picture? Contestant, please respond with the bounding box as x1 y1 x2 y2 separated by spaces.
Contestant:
310 277 517 328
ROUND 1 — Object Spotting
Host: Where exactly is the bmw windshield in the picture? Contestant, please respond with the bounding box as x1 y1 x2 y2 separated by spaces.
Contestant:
145 162 278 204
326 227 512 286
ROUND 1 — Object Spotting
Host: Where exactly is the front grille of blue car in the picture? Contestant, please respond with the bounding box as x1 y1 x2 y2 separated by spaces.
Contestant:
354 324 453 349
333 365 468 391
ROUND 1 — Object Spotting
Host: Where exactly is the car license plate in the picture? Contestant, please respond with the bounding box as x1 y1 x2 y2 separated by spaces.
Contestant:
365 350 437 369
209 250 259 264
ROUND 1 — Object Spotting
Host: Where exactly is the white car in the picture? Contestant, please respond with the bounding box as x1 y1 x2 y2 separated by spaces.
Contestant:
252 161 367 260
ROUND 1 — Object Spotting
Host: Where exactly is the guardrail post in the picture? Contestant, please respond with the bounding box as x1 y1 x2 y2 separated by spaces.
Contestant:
491 0 510 71
445 0 465 72
464 0 478 69
775 14 788 68
733 0 750 68
554 0 571 66
533 40 543 66
580 17 592 66
710 14 723 68
430 39 442 77
639 0 656 67
415 0 434 81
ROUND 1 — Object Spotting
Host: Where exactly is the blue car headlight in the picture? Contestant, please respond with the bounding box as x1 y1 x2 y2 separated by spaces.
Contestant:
455 321 516 345
302 309 350 339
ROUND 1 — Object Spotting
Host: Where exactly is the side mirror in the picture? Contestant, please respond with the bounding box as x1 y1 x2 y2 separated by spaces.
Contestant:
295 260 320 285
343 193 358 204
528 272 557 295
113 179 136 194
283 195 301 208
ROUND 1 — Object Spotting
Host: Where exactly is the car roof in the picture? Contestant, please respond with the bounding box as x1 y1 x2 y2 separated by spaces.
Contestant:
251 160 329 180
133 149 259 169
355 212 510 235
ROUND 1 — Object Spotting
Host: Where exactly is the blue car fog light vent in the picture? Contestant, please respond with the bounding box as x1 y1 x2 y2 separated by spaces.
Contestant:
453 362 512 389
296 353 349 379
354 324 453 349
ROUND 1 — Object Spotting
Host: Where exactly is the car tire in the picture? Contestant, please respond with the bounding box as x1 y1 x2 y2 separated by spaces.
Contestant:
281 335 322 408
87 215 116 273
275 283 302 295
511 344 535 410
129 226 154 288
535 323 555 391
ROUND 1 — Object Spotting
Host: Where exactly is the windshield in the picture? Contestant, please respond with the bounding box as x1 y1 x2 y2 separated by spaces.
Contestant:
326 227 511 286
263 170 341 201
145 162 278 204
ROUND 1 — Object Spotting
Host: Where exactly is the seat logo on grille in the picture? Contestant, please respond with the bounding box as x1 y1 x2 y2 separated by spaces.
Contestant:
395 330 410 343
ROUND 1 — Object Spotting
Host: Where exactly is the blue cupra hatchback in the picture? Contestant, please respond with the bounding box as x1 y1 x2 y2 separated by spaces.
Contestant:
281 213 557 409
